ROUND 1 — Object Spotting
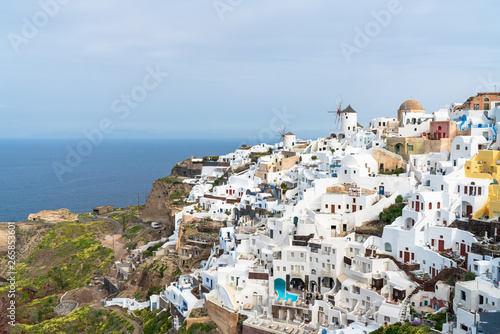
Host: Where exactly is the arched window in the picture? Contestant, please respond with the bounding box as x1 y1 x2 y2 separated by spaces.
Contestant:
384 243 392 252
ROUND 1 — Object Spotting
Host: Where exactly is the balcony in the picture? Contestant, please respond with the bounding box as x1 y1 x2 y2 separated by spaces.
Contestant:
321 269 335 277
291 270 304 279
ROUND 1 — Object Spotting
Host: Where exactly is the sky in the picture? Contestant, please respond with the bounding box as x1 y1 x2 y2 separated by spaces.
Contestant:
1 0 499 142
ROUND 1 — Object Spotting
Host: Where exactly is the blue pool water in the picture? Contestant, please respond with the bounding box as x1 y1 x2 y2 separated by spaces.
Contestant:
274 279 298 302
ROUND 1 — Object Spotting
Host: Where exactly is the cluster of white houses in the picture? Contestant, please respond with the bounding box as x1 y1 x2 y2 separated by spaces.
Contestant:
149 92 500 334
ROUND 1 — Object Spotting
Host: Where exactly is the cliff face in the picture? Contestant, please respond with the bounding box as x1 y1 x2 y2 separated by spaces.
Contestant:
139 179 192 229
171 161 203 177
27 208 78 222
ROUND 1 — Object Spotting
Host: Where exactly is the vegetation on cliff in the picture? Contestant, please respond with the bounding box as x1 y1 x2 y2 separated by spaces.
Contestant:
370 322 433 334
14 306 134 334
135 308 173 334
0 221 116 328
379 195 405 224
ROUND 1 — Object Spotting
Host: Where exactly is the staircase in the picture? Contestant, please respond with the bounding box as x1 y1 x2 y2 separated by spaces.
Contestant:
398 286 420 322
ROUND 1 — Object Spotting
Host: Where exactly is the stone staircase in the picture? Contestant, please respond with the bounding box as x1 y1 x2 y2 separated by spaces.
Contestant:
398 286 420 322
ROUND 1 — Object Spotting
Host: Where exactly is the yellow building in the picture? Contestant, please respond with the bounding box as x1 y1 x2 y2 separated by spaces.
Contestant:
465 150 500 218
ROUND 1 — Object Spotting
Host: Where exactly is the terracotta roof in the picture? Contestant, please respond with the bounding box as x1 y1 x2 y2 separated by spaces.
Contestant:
398 99 424 112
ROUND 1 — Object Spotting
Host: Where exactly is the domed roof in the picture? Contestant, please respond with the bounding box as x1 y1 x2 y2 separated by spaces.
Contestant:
398 99 424 112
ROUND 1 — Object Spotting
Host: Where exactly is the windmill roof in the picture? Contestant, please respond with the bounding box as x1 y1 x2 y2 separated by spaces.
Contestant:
342 105 357 113
285 132 295 136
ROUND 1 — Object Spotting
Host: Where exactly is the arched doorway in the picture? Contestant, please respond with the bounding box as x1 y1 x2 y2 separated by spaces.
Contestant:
395 143 404 154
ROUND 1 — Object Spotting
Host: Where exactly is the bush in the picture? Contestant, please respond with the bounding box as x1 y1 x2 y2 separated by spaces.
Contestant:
464 271 476 281
379 200 405 224
445 275 456 286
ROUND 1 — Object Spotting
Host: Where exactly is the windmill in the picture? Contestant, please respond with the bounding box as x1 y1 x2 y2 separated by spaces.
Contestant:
277 128 287 146
328 94 343 126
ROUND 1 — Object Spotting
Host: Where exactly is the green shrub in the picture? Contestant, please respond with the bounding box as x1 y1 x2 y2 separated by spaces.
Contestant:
464 271 476 281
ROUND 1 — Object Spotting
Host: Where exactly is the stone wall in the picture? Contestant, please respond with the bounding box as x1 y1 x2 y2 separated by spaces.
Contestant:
249 272 269 280
451 219 500 242
186 317 212 329
206 299 239 334
171 161 203 177
242 324 275 334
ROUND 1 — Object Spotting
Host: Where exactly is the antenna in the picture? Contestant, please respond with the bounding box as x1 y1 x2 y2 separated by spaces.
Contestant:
328 94 343 126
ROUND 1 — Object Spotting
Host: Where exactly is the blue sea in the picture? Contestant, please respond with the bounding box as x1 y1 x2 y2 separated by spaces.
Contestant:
0 138 243 222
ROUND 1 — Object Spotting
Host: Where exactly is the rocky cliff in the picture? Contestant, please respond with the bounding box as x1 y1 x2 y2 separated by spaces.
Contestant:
139 178 192 230
171 159 203 177
27 208 78 222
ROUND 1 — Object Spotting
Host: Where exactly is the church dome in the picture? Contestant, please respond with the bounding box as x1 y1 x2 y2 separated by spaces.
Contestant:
398 99 424 112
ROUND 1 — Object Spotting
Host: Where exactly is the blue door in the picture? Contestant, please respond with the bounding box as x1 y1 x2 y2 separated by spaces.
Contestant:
379 186 385 195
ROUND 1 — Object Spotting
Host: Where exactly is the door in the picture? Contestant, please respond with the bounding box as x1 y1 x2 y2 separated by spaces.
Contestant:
404 252 410 263
379 186 385 195
466 205 473 218
352 205 357 213
460 243 466 256
331 205 335 214
438 240 445 252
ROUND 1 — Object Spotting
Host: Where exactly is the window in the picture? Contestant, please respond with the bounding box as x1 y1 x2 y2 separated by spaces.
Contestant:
291 252 294 257
479 294 484 304
461 290 466 301
429 203 432 210
456 144 460 150
461 324 468 331
408 145 414 151
474 104 480 110
437 202 441 209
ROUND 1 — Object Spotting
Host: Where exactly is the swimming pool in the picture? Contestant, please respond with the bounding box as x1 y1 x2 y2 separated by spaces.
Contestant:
274 279 299 302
